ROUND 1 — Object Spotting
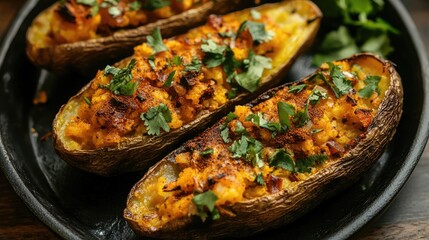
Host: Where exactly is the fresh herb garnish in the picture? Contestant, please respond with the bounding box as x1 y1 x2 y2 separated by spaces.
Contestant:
171 56 183 66
288 84 308 93
201 40 227 68
101 59 138 96
128 1 142 11
311 129 323 134
143 0 171 10
229 135 264 168
237 21 274 44
250 9 261 20
83 96 91 106
270 149 328 173
234 50 272 92
255 173 265 185
183 57 202 72
164 70 176 87
76 0 99 16
293 87 327 127
269 149 295 172
220 112 237 143
245 112 280 134
200 148 214 156
148 55 156 70
277 101 295 130
108 6 121 17
192 190 220 222
147 27 168 53
358 75 381 98
328 62 352 97
140 103 172 136
313 0 398 65
294 154 328 173
234 121 247 134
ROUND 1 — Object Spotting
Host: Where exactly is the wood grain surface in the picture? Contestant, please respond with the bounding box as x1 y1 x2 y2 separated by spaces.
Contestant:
0 0 428 239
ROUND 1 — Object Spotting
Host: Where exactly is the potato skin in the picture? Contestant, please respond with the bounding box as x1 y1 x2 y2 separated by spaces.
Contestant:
124 53 403 239
26 0 266 74
52 1 322 176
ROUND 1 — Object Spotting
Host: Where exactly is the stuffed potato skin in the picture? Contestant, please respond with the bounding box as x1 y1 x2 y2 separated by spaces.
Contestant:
124 53 403 239
26 0 256 73
52 1 322 176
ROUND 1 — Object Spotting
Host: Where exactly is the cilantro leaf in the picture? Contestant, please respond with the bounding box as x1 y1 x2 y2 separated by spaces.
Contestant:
101 59 138 96
277 101 295 130
237 21 274 44
269 149 295 172
228 135 264 167
328 62 353 98
293 107 309 128
201 40 227 68
164 70 175 87
308 88 328 105
171 56 183 66
143 0 171 10
128 1 142 11
108 6 121 17
288 84 307 93
200 148 214 156
358 75 381 98
246 112 280 134
192 190 219 222
255 173 265 185
226 112 238 122
147 27 168 53
294 154 328 173
234 121 247 134
250 9 261 20
235 50 272 92
76 0 99 16
148 55 156 70
140 103 172 136
184 57 202 72
220 112 237 143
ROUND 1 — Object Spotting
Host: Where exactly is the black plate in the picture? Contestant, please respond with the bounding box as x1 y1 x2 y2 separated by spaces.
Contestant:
1 0 428 239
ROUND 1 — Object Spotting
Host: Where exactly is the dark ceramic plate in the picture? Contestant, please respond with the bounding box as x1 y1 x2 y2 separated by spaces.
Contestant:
1 0 428 239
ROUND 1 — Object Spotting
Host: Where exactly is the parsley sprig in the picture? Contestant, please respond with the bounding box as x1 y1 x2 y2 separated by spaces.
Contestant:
100 59 138 96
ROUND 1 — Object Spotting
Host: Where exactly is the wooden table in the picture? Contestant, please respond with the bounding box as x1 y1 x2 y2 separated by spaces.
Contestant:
0 0 428 239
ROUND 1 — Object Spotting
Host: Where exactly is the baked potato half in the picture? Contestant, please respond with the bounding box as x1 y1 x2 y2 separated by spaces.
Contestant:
52 1 322 176
26 0 265 73
124 53 403 238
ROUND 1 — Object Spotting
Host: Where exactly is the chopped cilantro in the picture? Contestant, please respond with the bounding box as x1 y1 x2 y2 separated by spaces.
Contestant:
246 112 280 134
128 1 142 11
234 121 247 134
143 0 171 10
220 112 237 143
270 150 328 173
226 88 238 99
269 149 295 172
100 59 138 96
228 135 264 167
83 96 91 106
255 173 265 185
192 190 220 222
164 70 175 87
288 84 307 93
148 55 156 70
308 88 328 105
237 20 274 44
250 9 261 20
171 56 183 66
328 62 352 97
294 154 328 173
223 48 240 81
140 103 172 136
183 57 202 72
293 107 309 128
277 101 295 130
201 40 227 68
226 112 238 122
108 6 121 17
358 75 381 99
76 0 99 16
311 129 323 134
219 31 236 39
293 87 327 127
235 50 272 92
147 27 168 53
200 148 214 156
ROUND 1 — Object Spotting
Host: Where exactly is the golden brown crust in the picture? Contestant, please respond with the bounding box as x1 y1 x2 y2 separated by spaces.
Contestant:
124 53 403 238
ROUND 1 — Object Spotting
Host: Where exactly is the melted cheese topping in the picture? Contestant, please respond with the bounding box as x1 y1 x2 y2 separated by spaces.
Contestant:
63 3 315 150
127 58 390 230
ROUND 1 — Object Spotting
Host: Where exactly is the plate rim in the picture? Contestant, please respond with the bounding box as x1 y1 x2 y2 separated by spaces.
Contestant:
0 0 428 239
